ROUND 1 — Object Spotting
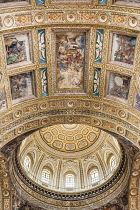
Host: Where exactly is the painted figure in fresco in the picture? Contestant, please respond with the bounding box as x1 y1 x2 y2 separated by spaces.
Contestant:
41 68 48 96
10 72 32 100
134 91 140 111
108 73 131 100
115 0 140 3
0 90 6 110
0 0 25 2
0 72 2 82
95 29 104 63
5 37 27 65
56 32 85 89
112 34 136 65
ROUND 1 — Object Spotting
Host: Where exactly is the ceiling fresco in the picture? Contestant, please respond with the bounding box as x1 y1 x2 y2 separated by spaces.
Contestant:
0 1 140 209
0 0 139 149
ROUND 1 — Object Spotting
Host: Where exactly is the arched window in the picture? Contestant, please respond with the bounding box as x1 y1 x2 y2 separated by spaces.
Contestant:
24 155 31 171
90 169 99 184
41 169 50 184
65 174 75 188
110 156 116 171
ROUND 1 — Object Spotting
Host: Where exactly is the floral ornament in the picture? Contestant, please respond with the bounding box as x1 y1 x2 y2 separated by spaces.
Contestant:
95 29 104 63
38 29 47 63
93 68 101 97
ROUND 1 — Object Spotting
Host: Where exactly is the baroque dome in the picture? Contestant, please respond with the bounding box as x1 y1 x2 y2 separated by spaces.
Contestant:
17 124 122 193
8 124 130 210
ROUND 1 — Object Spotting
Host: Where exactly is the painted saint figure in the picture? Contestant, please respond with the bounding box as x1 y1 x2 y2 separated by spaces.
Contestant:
56 32 85 89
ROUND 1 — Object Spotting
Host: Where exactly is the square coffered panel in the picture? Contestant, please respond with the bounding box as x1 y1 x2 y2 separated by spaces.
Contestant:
0 88 6 111
134 91 140 111
113 0 140 8
109 32 137 69
0 0 26 2
4 31 33 69
9 71 36 104
105 71 131 103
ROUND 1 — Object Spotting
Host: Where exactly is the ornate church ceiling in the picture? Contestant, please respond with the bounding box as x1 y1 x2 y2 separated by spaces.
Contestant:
0 0 140 209
0 1 140 149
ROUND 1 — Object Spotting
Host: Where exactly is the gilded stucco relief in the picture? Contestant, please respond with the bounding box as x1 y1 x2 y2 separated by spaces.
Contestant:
0 0 139 209
0 153 11 210
129 152 140 210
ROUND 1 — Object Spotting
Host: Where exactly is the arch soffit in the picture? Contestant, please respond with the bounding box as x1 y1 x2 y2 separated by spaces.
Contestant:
86 162 104 178
41 163 54 173
0 105 140 151
63 164 79 176
24 151 34 168
0 4 140 151
21 148 36 164
87 164 99 173
104 149 119 165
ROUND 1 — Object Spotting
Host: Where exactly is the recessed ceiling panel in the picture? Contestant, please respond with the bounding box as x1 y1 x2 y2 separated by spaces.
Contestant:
115 0 140 2
4 31 33 69
56 32 85 90
9 71 36 104
105 71 131 104
51 28 90 96
109 32 137 69
50 0 93 4
0 88 6 111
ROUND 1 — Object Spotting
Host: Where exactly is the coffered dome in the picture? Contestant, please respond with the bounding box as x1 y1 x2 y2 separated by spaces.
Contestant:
39 124 101 152
18 124 122 193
